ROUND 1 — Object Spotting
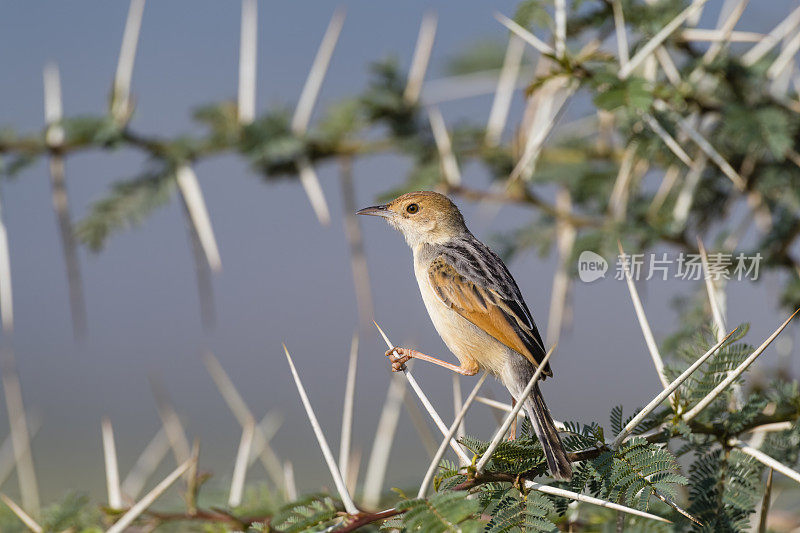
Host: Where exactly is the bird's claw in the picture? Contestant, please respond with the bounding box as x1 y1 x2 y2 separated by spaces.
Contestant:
385 347 411 372
391 355 412 372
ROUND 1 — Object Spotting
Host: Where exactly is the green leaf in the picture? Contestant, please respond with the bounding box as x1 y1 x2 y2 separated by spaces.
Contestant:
271 494 342 532
514 0 552 30
593 77 653 112
399 491 483 532
75 167 176 251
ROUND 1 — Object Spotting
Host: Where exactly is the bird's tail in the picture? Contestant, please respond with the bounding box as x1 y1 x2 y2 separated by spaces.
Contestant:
523 383 572 481
501 354 572 481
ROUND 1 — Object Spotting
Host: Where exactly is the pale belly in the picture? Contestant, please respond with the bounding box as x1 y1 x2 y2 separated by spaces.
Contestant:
414 260 509 377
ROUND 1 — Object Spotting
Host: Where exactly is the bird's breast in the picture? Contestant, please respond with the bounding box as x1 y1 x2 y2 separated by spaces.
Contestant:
413 257 509 377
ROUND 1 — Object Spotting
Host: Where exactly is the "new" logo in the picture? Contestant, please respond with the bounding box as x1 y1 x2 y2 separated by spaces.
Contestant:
577 251 608 282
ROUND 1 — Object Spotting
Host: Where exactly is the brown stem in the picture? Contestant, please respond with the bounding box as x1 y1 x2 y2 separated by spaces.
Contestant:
334 508 402 533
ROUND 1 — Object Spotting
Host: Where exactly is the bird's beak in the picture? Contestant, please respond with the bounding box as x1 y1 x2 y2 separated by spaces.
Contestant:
356 204 391 218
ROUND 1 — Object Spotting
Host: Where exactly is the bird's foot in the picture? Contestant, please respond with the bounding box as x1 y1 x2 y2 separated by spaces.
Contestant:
385 347 412 372
507 399 518 441
506 423 518 441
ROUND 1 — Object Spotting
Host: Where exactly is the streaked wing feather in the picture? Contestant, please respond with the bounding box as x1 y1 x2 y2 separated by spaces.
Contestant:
428 255 551 376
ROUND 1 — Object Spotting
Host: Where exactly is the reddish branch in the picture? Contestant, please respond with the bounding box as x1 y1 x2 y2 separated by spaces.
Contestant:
139 508 270 530
102 405 798 532
334 507 403 533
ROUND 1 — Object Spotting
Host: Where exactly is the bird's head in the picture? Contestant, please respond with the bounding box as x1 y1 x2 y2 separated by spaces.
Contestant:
357 191 468 248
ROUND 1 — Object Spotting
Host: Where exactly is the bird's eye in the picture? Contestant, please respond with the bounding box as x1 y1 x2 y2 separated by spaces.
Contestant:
406 203 419 214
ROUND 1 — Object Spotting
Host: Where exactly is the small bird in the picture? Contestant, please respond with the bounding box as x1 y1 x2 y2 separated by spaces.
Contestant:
358 190 572 481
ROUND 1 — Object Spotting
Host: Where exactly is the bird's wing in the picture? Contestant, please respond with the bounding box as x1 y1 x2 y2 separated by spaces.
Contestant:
427 254 551 375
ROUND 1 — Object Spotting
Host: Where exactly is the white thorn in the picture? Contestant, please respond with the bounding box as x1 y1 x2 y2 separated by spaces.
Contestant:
618 242 672 393
554 0 567 58
686 0 706 26
176 165 222 272
297 157 332 226
0 414 41 490
648 165 680 217
121 427 170 499
609 144 639 221
672 154 708 228
107 457 195 533
339 332 359 484
288 6 342 227
525 481 671 523
203 351 253 427
237 0 257 124
494 12 555 56
149 377 192 466
0 494 42 533
362 372 406 509
475 396 524 418
424 68 532 104
113 0 145 120
43 62 64 146
767 29 800 80
620 0 710 79
203 352 284 488
485 36 525 145
731 439 800 486
248 410 283 469
102 417 123 509
402 374 471 463
749 421 793 435
427 106 461 186
683 310 800 422
473 395 567 430
249 418 286 494
697 238 728 339
229 420 255 508
681 29 763 43
508 79 575 182
345 447 361 495
655 47 682 86
611 0 629 68
452 374 465 445
1 349 40 516
476 345 555 473
657 101 745 190
642 114 693 167
292 7 345 134
405 11 437 104
611 329 736 448
0 196 14 334
372 322 472 464
547 189 575 346
418 373 487 498
402 393 440 457
284 461 298 501
701 0 749 65
284 345 358 514
742 5 800 66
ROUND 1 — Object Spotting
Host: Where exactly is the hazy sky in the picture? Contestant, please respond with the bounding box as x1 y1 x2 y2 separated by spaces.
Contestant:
0 0 797 502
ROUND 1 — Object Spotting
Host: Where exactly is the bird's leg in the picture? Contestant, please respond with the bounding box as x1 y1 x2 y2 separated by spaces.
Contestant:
385 347 478 376
508 397 517 441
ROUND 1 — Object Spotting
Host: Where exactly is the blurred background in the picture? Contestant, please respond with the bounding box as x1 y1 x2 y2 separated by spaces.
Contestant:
0 0 798 509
